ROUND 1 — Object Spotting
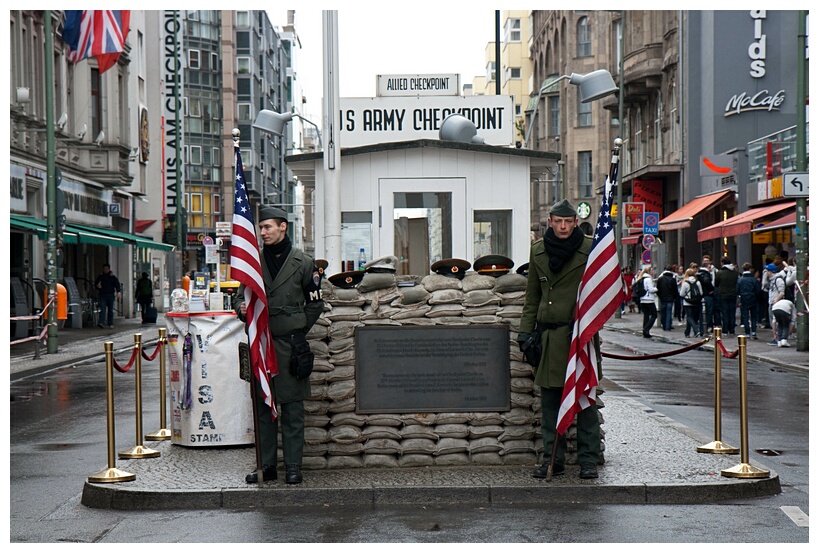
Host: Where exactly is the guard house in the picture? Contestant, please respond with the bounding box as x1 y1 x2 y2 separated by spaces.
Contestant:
286 139 558 275
279 81 560 274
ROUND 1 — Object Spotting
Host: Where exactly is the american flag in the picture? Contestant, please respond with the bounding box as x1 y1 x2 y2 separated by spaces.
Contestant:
556 162 622 435
62 11 130 74
230 147 278 418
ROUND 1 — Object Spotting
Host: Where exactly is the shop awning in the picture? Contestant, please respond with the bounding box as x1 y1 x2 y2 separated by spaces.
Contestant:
658 190 734 231
10 214 81 244
751 206 809 232
621 233 642 245
69 222 175 251
697 201 795 242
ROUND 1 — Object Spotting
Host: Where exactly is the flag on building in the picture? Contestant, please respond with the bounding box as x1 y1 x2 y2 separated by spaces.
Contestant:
230 147 278 418
556 163 622 435
62 11 131 74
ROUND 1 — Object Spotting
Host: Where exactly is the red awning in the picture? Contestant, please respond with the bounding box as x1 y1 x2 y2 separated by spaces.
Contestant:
658 190 734 231
751 205 809 232
621 233 642 245
135 219 157 233
697 201 795 242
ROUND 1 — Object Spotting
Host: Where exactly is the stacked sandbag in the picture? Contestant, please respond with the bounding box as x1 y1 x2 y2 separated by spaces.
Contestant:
294 270 605 470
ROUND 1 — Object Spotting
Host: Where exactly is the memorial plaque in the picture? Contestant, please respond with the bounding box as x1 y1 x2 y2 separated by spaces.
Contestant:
355 325 511 413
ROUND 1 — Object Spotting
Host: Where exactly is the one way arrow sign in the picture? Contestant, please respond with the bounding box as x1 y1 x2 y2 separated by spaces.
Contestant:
783 172 809 197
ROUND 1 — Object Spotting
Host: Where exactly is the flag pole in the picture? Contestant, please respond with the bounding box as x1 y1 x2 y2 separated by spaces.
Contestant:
233 133 265 483
545 138 622 482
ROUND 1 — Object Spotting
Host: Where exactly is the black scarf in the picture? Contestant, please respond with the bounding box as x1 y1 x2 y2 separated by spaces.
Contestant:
542 227 584 273
263 235 292 280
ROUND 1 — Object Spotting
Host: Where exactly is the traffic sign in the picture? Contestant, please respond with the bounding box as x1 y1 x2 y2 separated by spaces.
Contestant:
642 249 652 264
643 211 659 235
202 236 214 246
783 172 809 197
642 234 656 250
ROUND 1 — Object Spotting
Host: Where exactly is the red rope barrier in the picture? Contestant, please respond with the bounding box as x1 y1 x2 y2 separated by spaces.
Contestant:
9 323 55 346
141 341 164 361
601 337 710 360
716 337 739 359
113 345 139 373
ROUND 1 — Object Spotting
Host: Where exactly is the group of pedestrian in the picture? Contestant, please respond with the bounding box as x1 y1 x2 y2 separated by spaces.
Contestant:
623 251 799 347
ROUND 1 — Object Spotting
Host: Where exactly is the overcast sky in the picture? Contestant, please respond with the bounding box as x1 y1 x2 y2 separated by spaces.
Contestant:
266 4 500 119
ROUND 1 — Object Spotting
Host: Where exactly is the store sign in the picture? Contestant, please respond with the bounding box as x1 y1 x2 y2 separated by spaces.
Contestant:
162 11 185 217
58 178 113 226
624 202 645 232
340 95 515 148
10 164 26 212
377 74 460 97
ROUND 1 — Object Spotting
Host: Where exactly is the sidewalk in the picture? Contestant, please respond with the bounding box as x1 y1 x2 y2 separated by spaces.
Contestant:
10 312 790 510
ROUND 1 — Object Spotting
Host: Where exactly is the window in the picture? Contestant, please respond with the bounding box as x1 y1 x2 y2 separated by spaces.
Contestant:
577 17 591 57
578 97 592 127
237 103 251 121
190 193 203 213
393 192 452 276
486 61 496 82
548 96 560 136
213 147 221 166
669 77 678 154
504 18 522 42
188 98 201 117
213 194 221 214
505 67 521 81
474 210 512 259
91 68 102 138
635 106 644 167
240 148 252 167
188 50 200 69
514 104 521 116
190 145 202 165
237 56 250 74
613 19 622 75
578 151 593 198
235 11 250 28
654 93 663 162
211 53 219 72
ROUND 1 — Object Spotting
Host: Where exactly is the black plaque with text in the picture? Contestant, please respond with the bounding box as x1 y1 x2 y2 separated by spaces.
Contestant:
355 325 511 413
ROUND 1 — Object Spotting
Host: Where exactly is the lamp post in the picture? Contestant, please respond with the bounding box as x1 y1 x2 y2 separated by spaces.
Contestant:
524 69 618 148
614 10 626 319
253 109 323 149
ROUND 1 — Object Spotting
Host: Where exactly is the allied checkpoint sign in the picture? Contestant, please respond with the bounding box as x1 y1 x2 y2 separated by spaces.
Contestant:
339 95 515 148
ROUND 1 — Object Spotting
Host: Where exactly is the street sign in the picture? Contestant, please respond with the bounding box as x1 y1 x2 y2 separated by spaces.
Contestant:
783 172 809 197
642 249 652 265
643 212 659 235
205 244 219 264
642 234 656 250
202 236 214 246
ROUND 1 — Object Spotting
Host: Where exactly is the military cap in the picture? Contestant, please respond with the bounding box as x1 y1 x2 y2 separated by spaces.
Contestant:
549 198 577 218
315 259 329 279
430 258 471 279
328 270 364 289
259 205 288 222
474 254 514 277
363 255 398 273
516 263 530 277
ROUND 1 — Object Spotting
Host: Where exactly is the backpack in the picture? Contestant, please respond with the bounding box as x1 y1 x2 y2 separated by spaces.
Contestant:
632 277 647 302
136 278 152 298
686 281 703 304
697 270 714 294
777 276 796 303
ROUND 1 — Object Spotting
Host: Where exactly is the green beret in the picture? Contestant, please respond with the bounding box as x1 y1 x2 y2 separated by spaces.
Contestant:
259 205 288 222
549 199 577 218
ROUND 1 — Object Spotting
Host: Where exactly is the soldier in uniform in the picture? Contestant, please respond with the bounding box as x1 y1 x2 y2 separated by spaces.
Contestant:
517 199 601 480
233 206 324 485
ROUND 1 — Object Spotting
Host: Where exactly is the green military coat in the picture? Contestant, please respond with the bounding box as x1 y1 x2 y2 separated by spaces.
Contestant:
234 246 324 404
518 235 593 389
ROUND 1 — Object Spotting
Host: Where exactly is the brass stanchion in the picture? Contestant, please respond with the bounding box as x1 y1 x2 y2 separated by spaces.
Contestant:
87 342 136 483
722 335 770 479
145 328 171 441
697 327 738 454
119 334 160 459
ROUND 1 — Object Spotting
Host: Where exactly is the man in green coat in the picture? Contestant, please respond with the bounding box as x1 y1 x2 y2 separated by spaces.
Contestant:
517 199 601 479
234 206 324 485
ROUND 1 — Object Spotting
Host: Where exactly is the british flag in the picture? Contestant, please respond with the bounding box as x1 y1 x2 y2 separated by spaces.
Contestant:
62 11 130 74
230 147 278 419
556 160 622 435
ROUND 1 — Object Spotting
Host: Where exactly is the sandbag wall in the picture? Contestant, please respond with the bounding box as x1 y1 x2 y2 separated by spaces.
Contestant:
297 271 605 470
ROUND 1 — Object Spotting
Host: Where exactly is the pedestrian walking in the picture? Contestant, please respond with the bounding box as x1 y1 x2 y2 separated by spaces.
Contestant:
737 262 761 339
674 264 685 323
94 263 121 328
715 256 739 334
635 267 658 338
656 265 678 331
518 199 601 480
134 272 153 323
233 206 325 485
679 268 703 338
765 263 786 346
696 256 717 334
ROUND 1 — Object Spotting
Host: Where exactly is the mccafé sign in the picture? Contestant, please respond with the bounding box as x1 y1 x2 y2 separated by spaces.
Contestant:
722 10 786 118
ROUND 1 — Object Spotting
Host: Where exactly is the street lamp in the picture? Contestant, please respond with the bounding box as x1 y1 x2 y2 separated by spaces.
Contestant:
253 108 323 149
438 113 485 144
524 69 618 148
